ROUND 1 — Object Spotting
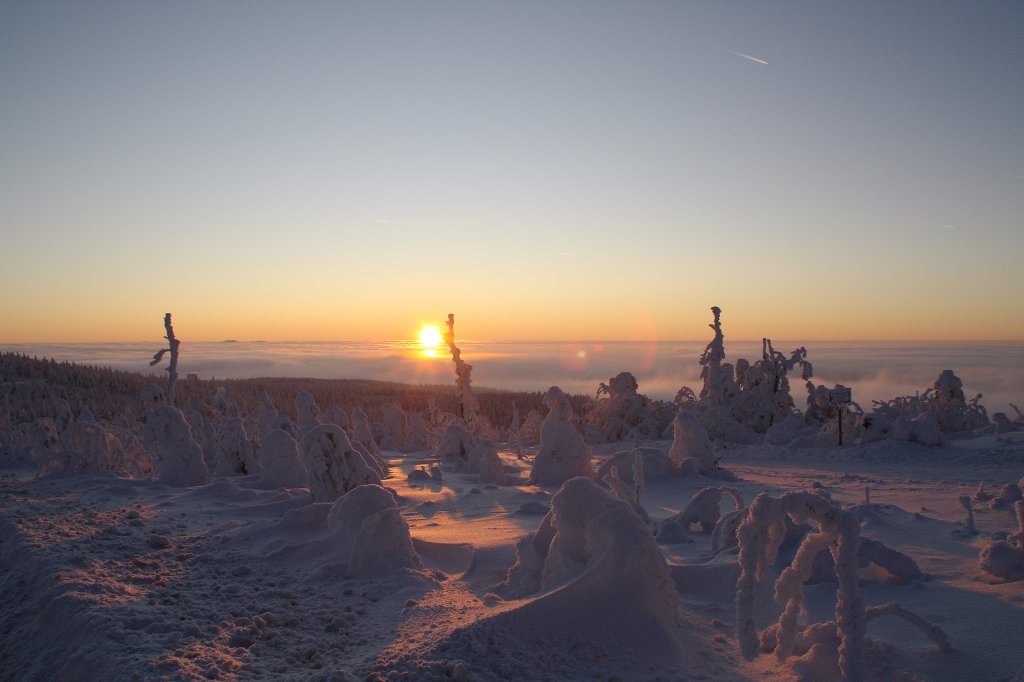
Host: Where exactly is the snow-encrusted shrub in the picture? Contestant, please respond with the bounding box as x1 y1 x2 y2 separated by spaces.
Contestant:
403 411 429 452
256 427 306 489
38 416 121 477
258 392 280 440
478 445 508 485
497 477 678 628
736 492 864 680
734 496 944 680
979 500 1024 581
212 386 240 419
213 417 258 476
668 411 716 474
527 387 593 487
294 386 322 437
595 447 673 486
519 408 544 444
686 307 816 443
659 486 743 537
326 484 422 577
299 424 382 503
142 405 211 486
869 369 989 437
586 371 672 443
376 402 408 451
436 424 477 472
350 407 379 456
322 404 350 432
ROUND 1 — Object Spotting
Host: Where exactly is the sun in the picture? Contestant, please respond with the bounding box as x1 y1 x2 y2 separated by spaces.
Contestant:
418 325 443 356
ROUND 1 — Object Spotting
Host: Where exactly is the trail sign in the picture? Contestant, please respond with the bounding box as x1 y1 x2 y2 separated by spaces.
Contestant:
830 387 852 405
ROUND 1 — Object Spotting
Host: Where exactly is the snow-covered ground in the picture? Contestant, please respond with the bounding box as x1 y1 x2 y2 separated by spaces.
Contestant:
3 433 1022 681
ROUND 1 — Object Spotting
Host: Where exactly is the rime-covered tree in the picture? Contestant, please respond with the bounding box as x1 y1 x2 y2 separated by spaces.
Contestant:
149 313 181 408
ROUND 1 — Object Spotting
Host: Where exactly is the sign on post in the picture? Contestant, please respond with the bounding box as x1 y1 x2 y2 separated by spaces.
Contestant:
830 387 852 405
830 386 852 446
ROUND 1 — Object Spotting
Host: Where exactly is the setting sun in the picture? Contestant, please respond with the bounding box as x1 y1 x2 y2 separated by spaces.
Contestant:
418 325 443 356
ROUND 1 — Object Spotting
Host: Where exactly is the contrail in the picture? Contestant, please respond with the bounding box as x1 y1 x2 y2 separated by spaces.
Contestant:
714 46 768 65
929 223 957 230
1012 175 1024 181
598 2 767 66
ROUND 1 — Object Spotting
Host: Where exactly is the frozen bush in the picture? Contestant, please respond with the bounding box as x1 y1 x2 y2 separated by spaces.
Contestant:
294 386 322 437
661 486 743 536
477 444 508 485
736 491 864 680
256 427 306 489
498 477 679 632
350 407 379 456
527 387 593 487
327 484 421 577
300 424 381 503
213 418 258 476
142 405 211 487
668 411 716 474
436 424 477 472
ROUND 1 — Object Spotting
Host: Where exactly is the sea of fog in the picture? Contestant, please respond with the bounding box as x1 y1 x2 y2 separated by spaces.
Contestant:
5 340 1023 417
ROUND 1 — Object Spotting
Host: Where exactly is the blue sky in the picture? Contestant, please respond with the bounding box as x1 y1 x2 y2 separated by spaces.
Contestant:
1 1 1022 342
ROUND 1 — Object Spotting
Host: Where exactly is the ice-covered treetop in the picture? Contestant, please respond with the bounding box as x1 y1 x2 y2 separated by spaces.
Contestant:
699 306 726 367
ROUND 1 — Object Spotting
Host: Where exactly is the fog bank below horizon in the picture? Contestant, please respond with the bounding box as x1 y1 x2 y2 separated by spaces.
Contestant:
5 340 1022 418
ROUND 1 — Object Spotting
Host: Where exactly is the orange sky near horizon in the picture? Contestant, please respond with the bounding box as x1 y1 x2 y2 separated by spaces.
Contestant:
2 291 1021 344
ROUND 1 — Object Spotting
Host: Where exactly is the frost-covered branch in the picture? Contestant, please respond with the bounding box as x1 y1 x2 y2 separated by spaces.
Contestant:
736 491 865 681
865 603 952 652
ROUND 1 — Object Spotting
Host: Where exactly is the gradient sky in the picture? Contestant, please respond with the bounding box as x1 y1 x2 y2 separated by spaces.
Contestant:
2 1 1022 343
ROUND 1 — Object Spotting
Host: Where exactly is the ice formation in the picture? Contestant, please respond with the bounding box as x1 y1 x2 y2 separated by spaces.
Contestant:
527 387 593 487
141 405 211 487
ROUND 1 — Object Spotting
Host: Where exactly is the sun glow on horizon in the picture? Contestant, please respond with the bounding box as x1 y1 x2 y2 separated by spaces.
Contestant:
418 325 443 357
